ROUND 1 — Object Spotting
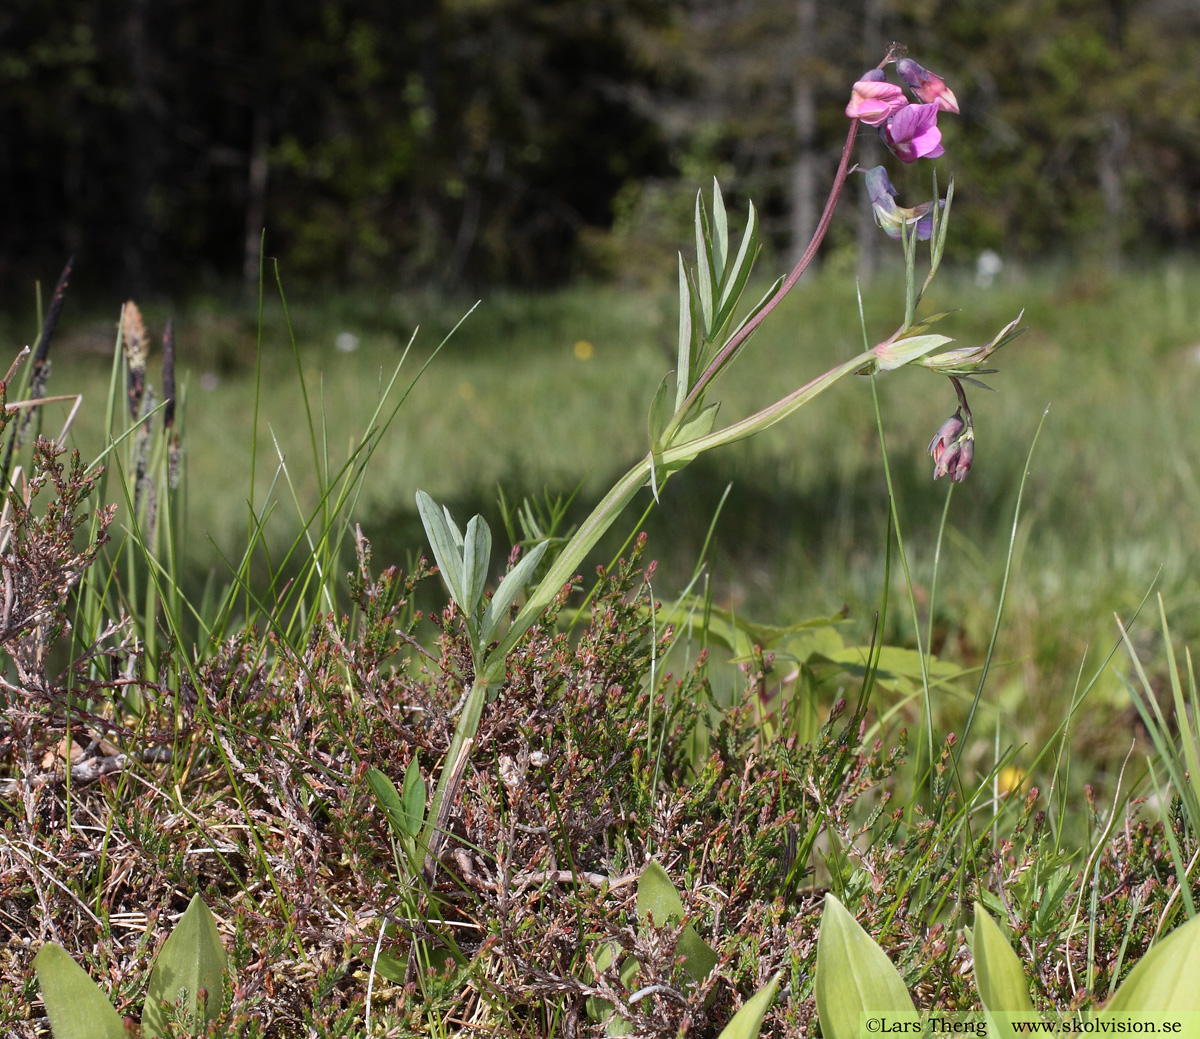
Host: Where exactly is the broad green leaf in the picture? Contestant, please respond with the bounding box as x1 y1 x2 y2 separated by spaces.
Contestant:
416 491 466 609
366 767 408 840
971 903 1034 1014
460 514 492 618
400 758 426 838
717 972 780 1039
816 894 916 1039
143 895 228 1038
33 944 126 1039
637 860 685 925
1104 912 1200 1012
479 539 549 645
636 860 717 982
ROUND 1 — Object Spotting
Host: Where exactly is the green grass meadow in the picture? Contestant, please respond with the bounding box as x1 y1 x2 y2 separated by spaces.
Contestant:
7 254 1200 1035
38 259 1200 765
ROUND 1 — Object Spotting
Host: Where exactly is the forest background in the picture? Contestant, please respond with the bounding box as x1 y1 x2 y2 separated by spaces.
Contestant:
2 0 1198 298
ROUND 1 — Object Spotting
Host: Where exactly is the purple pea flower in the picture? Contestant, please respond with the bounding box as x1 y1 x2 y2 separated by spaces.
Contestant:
929 404 975 482
896 58 960 114
846 76 909 127
862 166 943 241
882 103 945 163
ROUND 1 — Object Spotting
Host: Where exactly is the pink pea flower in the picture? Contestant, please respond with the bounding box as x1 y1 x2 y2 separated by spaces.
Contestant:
896 58 960 114
846 73 909 127
882 103 944 163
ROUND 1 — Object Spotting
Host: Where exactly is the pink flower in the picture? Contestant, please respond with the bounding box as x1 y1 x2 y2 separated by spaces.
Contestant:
896 58 960 114
882 103 945 163
846 79 909 127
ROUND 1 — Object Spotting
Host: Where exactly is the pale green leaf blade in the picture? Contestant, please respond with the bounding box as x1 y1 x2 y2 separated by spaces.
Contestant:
460 514 492 618
676 254 693 411
694 190 714 333
479 539 549 645
816 894 916 1039
971 903 1034 1014
711 177 728 286
717 973 780 1039
872 333 954 372
416 490 466 609
1104 913 1200 1012
713 200 759 332
143 895 228 1038
33 944 127 1039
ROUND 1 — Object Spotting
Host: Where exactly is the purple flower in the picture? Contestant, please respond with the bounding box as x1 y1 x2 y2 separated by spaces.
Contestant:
928 408 974 482
882 103 945 163
846 78 909 127
896 58 960 114
862 166 942 241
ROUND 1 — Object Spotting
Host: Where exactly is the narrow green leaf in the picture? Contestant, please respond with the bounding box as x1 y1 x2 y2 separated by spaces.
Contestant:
441 504 464 549
1104 913 1200 1012
694 190 714 334
143 895 228 1038
676 254 693 411
711 177 728 287
400 758 426 838
460 514 492 618
971 903 1034 1015
713 200 759 332
717 973 780 1039
33 944 126 1039
479 539 549 645
416 490 466 609
816 894 916 1039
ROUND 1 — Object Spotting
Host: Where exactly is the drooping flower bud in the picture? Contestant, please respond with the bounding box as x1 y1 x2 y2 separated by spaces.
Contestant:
862 166 943 240
896 58 960 114
928 407 975 483
881 103 945 163
846 77 908 127
928 409 966 465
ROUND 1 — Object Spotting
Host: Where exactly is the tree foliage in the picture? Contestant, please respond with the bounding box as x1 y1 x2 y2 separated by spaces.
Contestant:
0 0 1197 296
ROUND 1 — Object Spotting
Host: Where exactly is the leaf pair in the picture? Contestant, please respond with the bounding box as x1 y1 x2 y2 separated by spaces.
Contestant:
816 893 1200 1039
34 895 229 1039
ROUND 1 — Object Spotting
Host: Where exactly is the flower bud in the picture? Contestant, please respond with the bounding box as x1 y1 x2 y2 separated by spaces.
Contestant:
927 410 965 465
929 409 975 482
896 58 960 114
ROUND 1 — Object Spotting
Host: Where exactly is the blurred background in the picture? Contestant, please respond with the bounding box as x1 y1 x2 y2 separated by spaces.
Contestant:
3 0 1200 779
2 0 1198 297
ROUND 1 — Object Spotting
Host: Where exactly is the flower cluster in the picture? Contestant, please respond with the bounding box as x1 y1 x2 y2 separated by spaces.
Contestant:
927 404 974 483
846 59 959 164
